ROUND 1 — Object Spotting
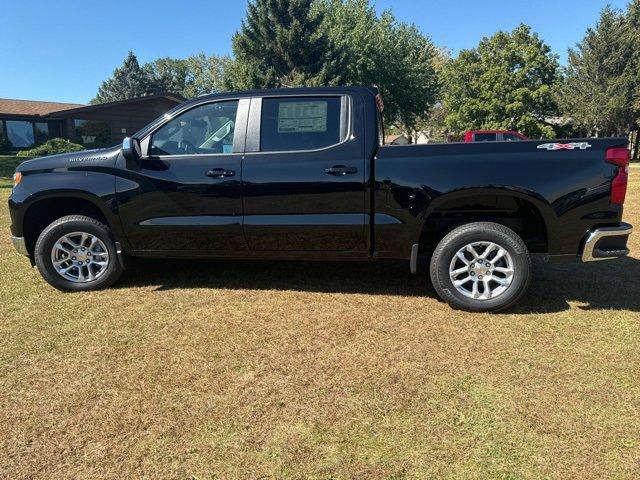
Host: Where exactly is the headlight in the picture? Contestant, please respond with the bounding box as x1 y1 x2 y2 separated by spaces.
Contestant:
13 172 22 188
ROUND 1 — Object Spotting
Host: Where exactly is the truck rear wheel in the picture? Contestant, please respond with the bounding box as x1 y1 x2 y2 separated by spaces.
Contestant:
429 222 531 312
34 215 123 291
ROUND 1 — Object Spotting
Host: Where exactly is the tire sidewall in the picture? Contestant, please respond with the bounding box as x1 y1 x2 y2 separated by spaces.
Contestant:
431 226 531 312
35 218 121 292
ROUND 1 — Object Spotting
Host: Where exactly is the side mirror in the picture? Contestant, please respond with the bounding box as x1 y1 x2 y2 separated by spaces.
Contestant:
122 137 141 162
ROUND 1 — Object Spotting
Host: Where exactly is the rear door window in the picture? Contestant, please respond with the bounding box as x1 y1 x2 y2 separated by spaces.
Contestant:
260 96 346 152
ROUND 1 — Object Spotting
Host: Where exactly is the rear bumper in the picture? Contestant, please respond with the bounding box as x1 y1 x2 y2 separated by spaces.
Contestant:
581 222 633 262
11 236 29 256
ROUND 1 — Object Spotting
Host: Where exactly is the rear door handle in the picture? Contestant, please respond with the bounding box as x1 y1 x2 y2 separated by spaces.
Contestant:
325 165 358 176
206 168 235 179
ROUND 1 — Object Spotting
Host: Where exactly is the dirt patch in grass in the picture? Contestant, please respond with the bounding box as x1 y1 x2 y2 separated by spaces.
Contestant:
0 169 639 479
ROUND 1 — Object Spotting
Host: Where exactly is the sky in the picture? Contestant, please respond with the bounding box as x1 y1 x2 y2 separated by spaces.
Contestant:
0 0 630 104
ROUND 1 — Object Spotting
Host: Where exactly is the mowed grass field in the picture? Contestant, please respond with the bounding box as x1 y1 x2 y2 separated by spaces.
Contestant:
0 157 639 479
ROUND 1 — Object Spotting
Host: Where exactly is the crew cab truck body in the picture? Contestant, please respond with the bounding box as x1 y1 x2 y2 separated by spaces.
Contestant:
8 87 633 312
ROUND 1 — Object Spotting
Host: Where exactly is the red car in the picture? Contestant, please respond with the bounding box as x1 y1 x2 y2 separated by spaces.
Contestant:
464 130 528 142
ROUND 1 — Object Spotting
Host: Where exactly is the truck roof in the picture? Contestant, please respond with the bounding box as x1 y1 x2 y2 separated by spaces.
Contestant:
196 85 377 102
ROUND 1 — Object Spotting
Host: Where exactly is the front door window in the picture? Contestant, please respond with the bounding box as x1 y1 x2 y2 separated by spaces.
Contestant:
150 101 239 156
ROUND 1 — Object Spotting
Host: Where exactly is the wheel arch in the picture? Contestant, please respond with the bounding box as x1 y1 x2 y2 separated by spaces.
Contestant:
417 187 555 257
21 193 120 256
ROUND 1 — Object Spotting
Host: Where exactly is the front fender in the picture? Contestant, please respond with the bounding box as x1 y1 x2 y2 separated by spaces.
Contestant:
8 170 123 248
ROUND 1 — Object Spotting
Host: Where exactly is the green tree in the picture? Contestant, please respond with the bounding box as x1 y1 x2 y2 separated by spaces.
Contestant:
318 0 439 132
630 0 640 158
633 3 640 108
227 0 343 89
183 54 233 97
407 47 452 143
442 24 560 138
92 52 157 104
144 57 190 96
558 6 639 137
144 54 233 99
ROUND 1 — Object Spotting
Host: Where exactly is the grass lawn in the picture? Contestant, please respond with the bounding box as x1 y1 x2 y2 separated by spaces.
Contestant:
0 160 639 479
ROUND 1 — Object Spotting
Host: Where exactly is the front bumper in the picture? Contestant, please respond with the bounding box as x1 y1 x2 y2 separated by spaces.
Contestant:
11 236 28 256
581 222 633 262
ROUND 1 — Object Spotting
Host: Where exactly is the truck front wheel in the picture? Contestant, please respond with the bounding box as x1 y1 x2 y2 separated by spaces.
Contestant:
429 222 532 312
34 215 123 291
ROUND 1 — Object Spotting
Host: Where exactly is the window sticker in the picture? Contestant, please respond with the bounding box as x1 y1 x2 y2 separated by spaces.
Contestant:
278 101 328 133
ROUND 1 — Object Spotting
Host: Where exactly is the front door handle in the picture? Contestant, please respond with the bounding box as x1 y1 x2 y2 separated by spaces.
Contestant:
206 168 236 179
325 165 358 176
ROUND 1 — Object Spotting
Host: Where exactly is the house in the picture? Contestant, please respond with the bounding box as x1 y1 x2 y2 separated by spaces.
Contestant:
384 134 410 145
384 132 437 145
0 93 184 150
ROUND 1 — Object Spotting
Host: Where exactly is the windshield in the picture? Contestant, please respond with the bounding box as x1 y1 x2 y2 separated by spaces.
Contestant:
132 101 190 139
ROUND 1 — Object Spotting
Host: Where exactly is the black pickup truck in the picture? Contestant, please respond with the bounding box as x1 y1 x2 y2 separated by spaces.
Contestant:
8 86 633 312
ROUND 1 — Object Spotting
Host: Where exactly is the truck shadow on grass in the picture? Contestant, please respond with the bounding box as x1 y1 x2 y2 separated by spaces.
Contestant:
117 255 640 314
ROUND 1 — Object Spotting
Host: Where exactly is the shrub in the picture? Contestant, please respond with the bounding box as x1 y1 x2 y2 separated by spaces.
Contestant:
17 138 85 158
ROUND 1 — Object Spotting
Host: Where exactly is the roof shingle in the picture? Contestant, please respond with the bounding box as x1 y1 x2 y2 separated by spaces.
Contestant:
0 98 85 116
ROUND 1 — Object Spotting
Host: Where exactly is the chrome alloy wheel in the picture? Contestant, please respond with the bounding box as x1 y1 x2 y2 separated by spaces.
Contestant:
449 241 514 300
50 232 110 283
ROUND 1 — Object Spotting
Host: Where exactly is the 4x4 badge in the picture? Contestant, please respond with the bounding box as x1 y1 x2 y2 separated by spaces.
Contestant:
537 142 592 151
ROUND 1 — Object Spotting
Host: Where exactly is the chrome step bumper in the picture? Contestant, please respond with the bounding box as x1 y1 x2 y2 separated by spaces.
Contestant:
581 223 633 262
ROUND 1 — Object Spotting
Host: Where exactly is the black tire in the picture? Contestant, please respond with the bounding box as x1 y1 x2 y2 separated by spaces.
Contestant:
429 222 532 312
34 215 123 292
